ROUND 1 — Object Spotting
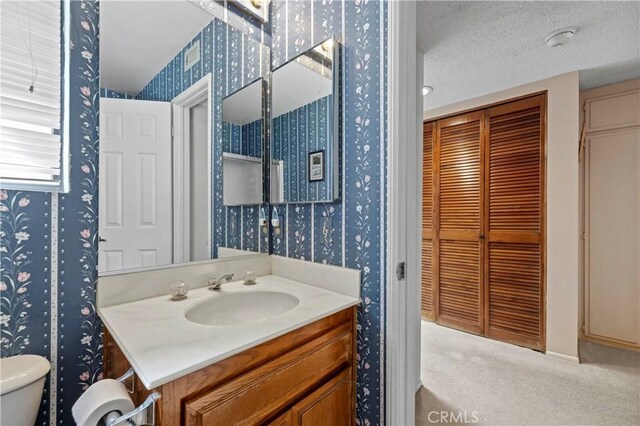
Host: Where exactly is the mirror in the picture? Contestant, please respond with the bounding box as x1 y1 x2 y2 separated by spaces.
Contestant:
222 79 265 206
270 38 340 204
98 3 269 274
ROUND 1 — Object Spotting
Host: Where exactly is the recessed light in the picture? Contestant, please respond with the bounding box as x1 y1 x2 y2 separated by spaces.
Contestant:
545 27 576 47
422 86 433 96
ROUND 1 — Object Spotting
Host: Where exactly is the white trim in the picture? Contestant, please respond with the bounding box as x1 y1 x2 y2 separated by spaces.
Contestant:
378 1 386 421
408 43 425 406
386 2 418 426
341 0 346 267
546 351 580 363
171 74 213 263
60 0 71 193
49 193 58 425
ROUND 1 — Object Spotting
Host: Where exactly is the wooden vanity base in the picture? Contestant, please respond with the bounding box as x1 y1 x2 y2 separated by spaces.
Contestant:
103 307 357 425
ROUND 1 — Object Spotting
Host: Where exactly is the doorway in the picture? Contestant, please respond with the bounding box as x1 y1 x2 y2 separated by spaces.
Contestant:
172 74 212 264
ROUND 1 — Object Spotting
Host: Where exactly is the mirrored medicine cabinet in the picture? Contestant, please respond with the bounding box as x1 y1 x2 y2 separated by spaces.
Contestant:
98 2 341 276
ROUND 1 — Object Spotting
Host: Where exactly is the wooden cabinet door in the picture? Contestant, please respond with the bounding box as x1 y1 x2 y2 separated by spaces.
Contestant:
434 111 485 334
484 95 545 350
290 369 352 426
422 122 435 320
184 330 352 425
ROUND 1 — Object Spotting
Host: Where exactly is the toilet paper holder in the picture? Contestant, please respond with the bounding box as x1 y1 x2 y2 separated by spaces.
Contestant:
105 392 160 426
115 368 135 393
105 368 160 426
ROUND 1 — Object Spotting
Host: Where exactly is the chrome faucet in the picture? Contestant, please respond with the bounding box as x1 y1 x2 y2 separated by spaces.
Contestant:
207 273 235 291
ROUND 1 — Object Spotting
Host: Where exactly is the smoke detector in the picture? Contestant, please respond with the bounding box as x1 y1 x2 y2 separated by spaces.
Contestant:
545 27 577 47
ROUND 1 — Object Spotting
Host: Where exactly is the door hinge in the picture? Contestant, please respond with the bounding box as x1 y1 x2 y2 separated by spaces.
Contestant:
396 262 406 281
171 125 175 138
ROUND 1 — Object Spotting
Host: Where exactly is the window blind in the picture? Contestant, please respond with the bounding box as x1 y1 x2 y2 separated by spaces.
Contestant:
0 1 63 187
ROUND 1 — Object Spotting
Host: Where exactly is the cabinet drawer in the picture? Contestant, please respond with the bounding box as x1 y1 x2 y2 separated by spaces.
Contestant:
185 328 352 425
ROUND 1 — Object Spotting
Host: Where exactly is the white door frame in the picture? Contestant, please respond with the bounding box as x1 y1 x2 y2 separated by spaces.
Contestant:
172 74 212 263
386 1 420 425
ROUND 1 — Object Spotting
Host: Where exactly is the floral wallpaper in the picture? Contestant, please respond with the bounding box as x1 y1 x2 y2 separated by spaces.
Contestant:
272 94 334 203
0 1 101 424
269 0 388 424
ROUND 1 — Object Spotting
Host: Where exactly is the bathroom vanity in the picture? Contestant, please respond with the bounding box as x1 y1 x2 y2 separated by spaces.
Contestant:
98 257 360 426
104 307 355 425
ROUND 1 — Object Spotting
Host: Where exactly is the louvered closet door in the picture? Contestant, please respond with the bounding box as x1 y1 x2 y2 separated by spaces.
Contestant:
421 122 435 320
434 111 484 334
484 95 545 350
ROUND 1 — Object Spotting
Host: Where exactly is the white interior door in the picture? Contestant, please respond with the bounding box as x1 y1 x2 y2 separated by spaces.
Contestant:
586 127 640 347
99 98 172 272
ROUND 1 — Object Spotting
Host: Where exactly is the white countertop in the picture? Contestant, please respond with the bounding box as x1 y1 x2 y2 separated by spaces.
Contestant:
98 275 360 389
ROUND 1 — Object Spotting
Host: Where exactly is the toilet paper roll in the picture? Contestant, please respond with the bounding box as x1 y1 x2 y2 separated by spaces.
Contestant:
72 379 135 426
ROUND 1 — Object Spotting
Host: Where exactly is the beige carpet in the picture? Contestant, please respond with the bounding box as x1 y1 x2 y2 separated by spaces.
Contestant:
417 321 640 425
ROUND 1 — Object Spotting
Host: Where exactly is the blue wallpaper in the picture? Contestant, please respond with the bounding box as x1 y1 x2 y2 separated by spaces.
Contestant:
99 88 134 99
223 119 262 157
273 95 333 202
269 1 388 424
0 2 101 424
136 18 268 255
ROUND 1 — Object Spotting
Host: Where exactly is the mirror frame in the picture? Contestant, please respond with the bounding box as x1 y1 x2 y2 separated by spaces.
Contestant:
268 37 341 205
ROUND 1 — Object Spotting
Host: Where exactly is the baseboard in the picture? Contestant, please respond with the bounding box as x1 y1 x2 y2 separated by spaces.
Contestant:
546 351 580 363
583 335 640 352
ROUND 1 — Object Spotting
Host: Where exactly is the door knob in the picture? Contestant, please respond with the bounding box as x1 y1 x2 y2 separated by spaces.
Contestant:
99 236 107 242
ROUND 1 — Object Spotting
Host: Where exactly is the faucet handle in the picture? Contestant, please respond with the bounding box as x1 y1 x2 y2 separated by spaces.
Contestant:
170 281 188 301
207 276 217 286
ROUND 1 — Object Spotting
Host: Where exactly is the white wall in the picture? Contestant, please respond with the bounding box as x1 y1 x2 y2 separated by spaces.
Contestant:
424 72 580 360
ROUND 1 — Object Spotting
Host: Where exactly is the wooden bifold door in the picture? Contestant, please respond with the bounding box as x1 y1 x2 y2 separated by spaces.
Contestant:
422 94 546 351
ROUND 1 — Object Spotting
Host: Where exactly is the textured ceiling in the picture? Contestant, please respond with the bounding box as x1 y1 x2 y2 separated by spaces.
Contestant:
100 1 212 96
419 1 640 111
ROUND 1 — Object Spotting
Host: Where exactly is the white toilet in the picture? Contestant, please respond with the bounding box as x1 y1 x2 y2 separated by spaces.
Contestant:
0 354 51 426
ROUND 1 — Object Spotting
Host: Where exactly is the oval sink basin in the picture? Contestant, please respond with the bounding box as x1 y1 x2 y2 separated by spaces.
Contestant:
185 291 300 326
